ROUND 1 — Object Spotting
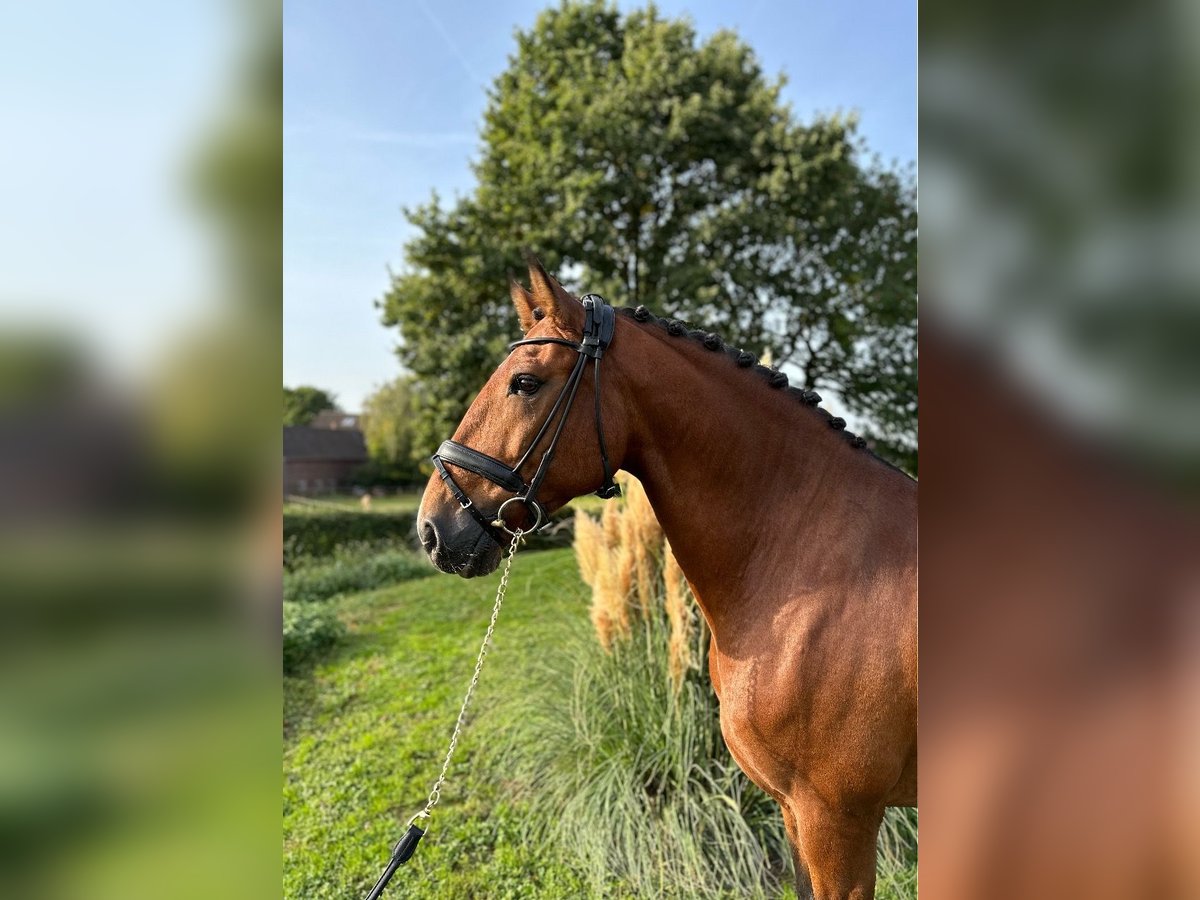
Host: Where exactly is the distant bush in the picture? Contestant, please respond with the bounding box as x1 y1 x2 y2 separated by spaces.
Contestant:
351 457 423 490
283 511 417 569
283 538 432 675
284 544 433 604
283 507 583 570
283 601 345 674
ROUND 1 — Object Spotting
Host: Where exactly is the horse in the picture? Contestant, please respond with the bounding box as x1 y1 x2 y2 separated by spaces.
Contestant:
416 259 918 899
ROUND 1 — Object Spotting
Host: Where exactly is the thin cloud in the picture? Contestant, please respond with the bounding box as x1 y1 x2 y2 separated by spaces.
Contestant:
414 0 486 87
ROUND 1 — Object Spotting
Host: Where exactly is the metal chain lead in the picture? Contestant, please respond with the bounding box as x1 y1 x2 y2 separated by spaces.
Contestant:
420 528 523 818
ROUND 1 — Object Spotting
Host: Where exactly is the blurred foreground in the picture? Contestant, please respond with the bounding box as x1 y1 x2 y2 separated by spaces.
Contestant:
0 2 280 897
922 0 1200 896
6 0 1200 896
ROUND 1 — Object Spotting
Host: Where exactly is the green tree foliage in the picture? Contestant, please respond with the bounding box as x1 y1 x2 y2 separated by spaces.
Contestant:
150 5 282 512
359 376 423 483
283 385 337 426
380 0 916 470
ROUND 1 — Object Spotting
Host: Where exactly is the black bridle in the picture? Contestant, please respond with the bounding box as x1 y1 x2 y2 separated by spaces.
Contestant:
431 293 622 535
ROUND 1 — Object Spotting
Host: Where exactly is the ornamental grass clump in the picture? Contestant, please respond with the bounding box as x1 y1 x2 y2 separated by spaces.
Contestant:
505 474 917 897
573 475 699 687
662 542 695 688
501 475 790 898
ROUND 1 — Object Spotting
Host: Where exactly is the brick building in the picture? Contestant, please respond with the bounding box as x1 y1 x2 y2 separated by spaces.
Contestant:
283 425 368 496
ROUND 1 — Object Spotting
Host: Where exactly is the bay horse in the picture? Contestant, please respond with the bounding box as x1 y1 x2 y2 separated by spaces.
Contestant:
416 260 917 899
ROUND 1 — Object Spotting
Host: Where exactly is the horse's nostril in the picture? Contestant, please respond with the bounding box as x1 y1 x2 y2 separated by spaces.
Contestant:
419 519 439 554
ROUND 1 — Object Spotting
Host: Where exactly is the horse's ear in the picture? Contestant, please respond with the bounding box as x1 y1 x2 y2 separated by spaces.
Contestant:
509 275 539 333
525 253 583 330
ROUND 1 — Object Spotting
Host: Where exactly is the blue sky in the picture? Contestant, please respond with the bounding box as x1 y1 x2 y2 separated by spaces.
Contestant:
284 0 915 411
1 1 230 386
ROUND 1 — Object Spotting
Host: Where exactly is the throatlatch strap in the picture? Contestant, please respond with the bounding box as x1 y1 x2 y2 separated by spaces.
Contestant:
591 356 620 499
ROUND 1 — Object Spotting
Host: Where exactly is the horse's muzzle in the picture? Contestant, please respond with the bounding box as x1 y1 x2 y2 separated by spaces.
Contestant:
418 512 502 578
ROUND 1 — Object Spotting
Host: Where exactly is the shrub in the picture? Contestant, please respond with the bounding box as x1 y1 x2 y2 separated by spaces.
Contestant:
283 540 432 677
283 511 417 569
283 601 345 674
284 544 433 604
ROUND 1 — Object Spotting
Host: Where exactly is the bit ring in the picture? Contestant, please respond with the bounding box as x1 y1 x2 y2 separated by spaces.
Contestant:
494 496 544 535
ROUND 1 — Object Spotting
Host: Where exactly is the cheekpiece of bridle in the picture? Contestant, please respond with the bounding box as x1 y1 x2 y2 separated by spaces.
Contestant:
431 293 622 537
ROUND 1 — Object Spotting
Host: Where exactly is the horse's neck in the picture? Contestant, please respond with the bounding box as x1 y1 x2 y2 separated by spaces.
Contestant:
618 329 901 636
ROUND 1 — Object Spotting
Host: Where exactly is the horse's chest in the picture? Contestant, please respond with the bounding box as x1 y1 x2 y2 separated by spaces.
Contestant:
711 655 801 797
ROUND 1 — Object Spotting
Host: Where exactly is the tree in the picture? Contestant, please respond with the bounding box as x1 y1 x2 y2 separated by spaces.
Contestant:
379 0 916 470
360 377 422 483
283 385 337 426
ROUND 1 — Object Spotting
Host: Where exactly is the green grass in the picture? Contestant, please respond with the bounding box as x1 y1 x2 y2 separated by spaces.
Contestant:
283 548 916 898
876 808 919 899
282 542 435 674
283 549 592 899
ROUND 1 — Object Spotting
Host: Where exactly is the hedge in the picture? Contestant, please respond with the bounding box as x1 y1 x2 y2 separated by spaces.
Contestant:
284 547 434 604
284 512 417 569
283 509 575 570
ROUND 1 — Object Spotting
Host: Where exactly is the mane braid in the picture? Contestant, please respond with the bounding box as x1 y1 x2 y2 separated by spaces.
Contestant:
618 305 912 479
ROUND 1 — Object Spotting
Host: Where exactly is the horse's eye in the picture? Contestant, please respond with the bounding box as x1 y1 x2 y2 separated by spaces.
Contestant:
510 374 542 396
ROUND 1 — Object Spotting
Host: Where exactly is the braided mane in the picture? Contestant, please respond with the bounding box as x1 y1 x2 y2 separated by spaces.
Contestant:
618 304 912 478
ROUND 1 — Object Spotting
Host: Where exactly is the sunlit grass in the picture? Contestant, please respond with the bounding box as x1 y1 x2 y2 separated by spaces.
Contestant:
283 549 591 898
282 548 916 898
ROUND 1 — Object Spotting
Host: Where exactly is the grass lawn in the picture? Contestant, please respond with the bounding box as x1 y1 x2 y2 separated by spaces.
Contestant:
284 548 595 899
283 547 914 898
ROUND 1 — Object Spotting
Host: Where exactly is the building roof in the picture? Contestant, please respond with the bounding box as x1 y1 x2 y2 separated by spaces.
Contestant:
283 425 368 461
310 409 361 430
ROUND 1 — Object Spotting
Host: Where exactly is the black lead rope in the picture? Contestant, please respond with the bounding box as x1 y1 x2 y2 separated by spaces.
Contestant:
363 823 425 900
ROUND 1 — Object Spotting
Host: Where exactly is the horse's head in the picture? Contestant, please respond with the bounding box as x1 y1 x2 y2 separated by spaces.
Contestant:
417 258 631 577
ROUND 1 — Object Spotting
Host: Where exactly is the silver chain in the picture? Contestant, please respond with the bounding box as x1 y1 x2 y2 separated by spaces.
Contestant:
417 528 523 821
